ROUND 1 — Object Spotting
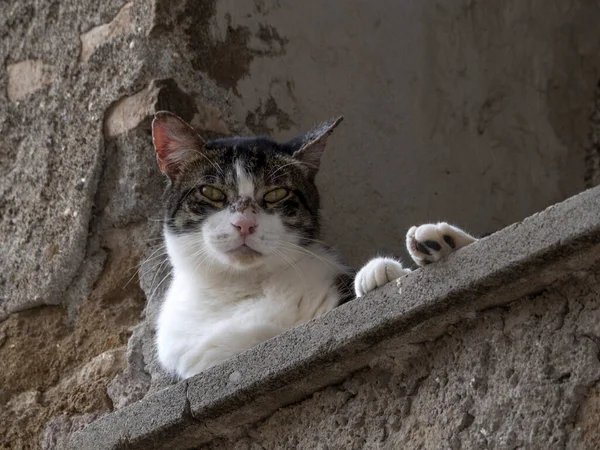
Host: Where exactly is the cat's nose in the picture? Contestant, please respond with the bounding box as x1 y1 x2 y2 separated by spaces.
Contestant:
231 215 257 237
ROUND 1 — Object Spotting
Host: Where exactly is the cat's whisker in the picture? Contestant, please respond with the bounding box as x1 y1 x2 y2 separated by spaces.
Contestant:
140 251 170 267
275 239 336 267
132 245 169 276
138 256 171 282
267 161 302 180
123 261 156 290
190 247 209 269
140 235 167 241
120 244 169 289
142 243 169 261
147 256 173 298
281 247 340 279
264 231 333 248
192 149 226 177
192 252 214 279
148 269 173 303
274 249 305 283
122 269 142 290
278 242 353 293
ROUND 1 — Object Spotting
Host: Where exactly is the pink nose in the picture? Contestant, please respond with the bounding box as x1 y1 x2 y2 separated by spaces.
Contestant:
231 215 257 237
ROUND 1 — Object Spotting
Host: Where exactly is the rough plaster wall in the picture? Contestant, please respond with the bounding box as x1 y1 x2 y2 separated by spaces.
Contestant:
1 0 600 448
206 266 600 450
214 0 600 264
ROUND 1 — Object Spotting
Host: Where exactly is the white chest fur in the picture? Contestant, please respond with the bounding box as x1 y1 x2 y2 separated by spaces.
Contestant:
156 235 345 379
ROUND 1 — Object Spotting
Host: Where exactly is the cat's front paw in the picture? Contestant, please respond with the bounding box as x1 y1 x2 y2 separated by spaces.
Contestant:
406 222 477 266
354 257 411 297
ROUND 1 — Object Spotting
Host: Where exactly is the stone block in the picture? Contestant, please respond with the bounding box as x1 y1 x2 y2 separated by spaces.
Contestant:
7 60 54 102
80 2 135 63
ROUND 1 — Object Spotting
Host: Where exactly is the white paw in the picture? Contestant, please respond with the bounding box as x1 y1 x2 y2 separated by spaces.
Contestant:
354 257 411 297
406 222 477 266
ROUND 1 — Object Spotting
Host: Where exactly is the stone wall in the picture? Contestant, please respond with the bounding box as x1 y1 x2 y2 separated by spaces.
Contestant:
1 0 600 449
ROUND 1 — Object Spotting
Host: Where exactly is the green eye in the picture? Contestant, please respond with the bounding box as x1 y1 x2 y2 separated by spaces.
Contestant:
264 188 290 203
201 185 226 202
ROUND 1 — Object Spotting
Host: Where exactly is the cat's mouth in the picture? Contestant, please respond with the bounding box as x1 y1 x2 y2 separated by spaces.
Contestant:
226 244 263 263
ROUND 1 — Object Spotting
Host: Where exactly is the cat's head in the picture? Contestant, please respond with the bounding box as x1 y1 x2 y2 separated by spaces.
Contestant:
152 111 342 272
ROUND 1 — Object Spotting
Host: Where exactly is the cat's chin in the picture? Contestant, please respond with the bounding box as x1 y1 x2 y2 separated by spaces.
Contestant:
224 245 264 268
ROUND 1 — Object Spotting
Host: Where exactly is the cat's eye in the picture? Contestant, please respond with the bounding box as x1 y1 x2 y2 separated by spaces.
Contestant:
264 188 290 204
201 185 226 202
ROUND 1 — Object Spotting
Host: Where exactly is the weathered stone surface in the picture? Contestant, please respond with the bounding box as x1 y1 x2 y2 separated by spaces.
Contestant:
44 348 127 412
41 413 100 450
0 0 147 320
189 103 231 136
67 381 194 450
0 299 140 448
103 78 196 139
80 2 135 63
107 325 150 410
208 269 600 449
68 186 600 449
6 60 54 102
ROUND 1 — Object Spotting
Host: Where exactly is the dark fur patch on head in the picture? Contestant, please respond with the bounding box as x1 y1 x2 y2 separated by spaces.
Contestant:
162 135 321 243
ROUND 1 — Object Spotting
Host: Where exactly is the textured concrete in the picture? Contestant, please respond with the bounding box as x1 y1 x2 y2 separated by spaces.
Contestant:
208 269 600 449
69 186 600 449
67 381 195 450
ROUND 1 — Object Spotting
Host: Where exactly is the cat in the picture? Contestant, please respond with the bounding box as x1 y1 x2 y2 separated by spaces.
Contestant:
152 111 354 379
354 222 478 297
151 111 477 378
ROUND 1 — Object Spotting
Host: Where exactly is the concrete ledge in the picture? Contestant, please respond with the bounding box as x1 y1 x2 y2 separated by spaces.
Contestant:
69 186 600 450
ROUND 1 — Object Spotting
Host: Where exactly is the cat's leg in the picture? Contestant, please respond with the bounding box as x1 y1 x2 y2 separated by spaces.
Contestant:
354 257 411 297
406 222 477 266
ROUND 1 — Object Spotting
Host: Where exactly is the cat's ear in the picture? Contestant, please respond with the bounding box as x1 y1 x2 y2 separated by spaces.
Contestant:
152 111 206 179
291 116 343 172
